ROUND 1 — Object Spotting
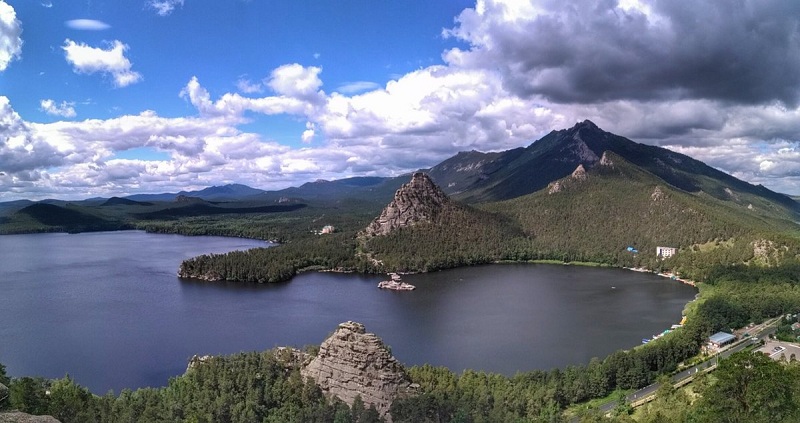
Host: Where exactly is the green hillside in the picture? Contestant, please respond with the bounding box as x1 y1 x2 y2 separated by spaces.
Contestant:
483 152 800 269
1 203 129 234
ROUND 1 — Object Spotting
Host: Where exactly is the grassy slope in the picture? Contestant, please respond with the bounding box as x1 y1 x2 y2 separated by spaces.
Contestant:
481 152 800 268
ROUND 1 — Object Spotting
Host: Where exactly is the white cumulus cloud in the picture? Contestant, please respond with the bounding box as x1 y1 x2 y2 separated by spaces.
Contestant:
0 0 22 72
40 99 76 118
62 39 142 87
268 63 324 102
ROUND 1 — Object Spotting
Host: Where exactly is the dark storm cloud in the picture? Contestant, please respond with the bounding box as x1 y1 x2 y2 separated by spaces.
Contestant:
453 0 800 106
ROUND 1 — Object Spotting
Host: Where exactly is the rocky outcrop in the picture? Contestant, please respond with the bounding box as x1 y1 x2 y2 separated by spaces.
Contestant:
724 187 740 201
0 412 61 423
187 354 213 371
301 321 414 420
363 172 450 237
177 265 223 281
571 164 588 181
599 151 614 167
651 186 666 202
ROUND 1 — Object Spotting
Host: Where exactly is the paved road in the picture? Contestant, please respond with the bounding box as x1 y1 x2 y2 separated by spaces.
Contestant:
594 318 778 415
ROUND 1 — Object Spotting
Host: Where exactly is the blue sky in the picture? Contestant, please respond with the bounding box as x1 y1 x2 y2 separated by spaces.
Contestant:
7 1 470 134
1 0 800 200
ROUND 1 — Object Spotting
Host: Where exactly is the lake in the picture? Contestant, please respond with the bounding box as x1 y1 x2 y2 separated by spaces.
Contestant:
0 231 697 394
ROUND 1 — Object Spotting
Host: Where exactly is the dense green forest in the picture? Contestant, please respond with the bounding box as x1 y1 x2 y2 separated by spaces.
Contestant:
0 349 383 423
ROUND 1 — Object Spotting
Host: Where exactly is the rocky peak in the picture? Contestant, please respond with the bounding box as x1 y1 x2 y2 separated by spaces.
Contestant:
301 321 413 421
571 164 588 180
363 172 450 236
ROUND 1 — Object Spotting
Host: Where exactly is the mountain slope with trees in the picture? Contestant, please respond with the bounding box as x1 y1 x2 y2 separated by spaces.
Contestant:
481 151 800 269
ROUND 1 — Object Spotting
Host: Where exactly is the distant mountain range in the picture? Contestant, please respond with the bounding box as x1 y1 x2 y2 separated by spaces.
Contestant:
2 121 798 239
125 183 268 202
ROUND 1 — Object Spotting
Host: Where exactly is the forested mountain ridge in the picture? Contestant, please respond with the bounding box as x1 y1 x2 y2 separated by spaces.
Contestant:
428 121 800 222
482 151 800 270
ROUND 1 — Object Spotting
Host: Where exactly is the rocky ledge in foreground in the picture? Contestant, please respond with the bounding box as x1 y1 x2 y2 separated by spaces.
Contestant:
301 321 416 421
0 412 61 423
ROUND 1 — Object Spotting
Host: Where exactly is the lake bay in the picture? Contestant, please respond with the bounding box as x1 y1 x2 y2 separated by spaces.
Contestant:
0 231 696 393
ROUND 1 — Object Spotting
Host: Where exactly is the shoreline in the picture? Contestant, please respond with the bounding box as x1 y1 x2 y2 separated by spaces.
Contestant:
624 266 698 287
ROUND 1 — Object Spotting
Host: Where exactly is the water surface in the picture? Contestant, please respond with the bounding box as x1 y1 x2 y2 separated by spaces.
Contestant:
0 231 696 393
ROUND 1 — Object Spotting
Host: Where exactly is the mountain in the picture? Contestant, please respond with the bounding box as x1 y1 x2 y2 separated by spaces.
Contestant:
101 197 153 207
121 179 405 206
10 203 127 233
430 120 799 221
479 150 799 268
255 176 406 205
0 199 35 217
188 183 266 200
426 149 525 195
125 183 266 202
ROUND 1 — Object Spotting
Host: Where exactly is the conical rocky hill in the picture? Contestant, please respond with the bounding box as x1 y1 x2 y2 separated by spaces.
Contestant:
363 172 452 237
360 173 527 272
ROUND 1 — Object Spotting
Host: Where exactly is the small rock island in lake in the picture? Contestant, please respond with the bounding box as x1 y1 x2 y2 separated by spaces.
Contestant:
378 273 416 291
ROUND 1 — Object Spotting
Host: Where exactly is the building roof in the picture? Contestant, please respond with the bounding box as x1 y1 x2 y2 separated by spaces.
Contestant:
709 332 736 344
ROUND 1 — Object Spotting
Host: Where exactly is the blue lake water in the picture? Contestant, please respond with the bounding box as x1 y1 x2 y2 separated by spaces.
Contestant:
0 231 697 393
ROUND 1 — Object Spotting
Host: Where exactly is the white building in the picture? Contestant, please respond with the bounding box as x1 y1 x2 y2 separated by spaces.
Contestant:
656 246 676 259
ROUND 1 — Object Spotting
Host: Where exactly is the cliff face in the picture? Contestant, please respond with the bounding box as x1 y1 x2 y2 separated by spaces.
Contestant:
364 172 450 237
301 321 413 420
